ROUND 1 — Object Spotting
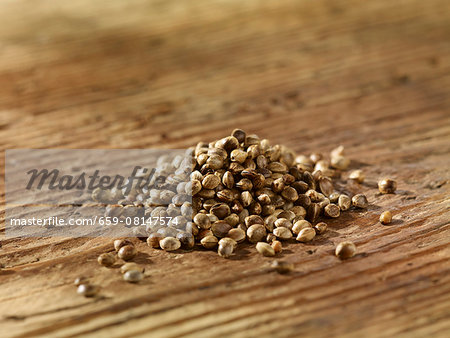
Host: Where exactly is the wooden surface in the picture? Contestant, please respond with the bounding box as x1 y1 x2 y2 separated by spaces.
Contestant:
1 0 449 337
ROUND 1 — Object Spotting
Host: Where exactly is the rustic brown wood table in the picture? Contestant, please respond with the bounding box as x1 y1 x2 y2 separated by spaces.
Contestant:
0 0 449 337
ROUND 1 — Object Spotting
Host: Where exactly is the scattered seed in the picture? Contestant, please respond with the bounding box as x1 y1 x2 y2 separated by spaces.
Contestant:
77 284 98 297
120 262 144 274
352 194 369 208
123 270 144 283
98 253 116 267
256 242 275 257
378 179 397 194
296 227 316 242
330 155 350 170
271 260 294 274
380 211 393 225
114 239 132 252
335 241 356 259
349 170 365 183
118 245 137 261
159 237 181 251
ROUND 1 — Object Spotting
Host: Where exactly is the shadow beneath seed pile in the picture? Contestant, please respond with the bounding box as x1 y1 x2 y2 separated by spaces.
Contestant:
231 246 252 260
276 249 294 258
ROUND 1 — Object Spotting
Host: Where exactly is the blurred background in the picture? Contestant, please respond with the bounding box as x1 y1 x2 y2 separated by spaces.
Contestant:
0 0 447 155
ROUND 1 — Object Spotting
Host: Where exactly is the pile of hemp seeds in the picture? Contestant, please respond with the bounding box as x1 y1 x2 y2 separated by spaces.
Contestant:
79 129 397 296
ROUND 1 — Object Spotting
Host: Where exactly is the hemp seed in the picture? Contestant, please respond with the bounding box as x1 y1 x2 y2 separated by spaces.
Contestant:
202 174 221 189
338 194 351 211
274 218 292 229
120 262 144 274
266 233 276 243
230 149 248 163
380 211 393 225
98 253 116 267
314 222 327 234
219 237 238 249
271 240 282 254
247 224 267 243
123 270 144 283
378 178 397 194
118 245 137 261
231 128 246 143
114 239 132 252
335 241 356 259
159 237 181 251
352 194 368 209
193 213 211 229
296 227 316 242
273 227 293 240
348 170 365 183
271 260 294 274
201 235 219 249
330 155 350 170
77 284 98 297
292 220 312 235
211 221 232 238
256 242 275 257
222 171 235 189
147 233 163 248
218 242 234 258
227 228 246 243
324 204 340 218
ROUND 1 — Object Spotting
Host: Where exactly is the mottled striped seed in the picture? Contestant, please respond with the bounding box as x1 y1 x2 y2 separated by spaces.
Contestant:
296 227 316 242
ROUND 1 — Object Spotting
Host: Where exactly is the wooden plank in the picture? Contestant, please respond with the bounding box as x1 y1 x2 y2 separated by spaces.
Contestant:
0 0 449 337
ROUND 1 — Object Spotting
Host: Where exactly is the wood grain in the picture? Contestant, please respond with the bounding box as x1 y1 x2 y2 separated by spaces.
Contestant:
0 0 449 337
